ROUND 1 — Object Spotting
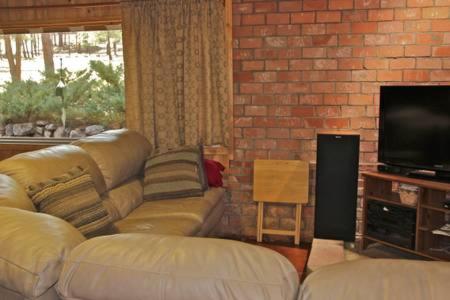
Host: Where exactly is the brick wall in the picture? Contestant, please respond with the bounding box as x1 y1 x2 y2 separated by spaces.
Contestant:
217 0 450 243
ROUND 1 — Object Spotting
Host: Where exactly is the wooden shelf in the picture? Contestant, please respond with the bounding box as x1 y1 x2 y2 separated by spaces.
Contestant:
362 171 450 262
366 195 416 209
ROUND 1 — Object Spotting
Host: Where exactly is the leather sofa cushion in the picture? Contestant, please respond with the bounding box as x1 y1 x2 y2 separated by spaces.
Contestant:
299 259 450 300
0 174 36 211
114 216 202 236
126 187 225 222
73 129 152 190
101 177 144 222
0 144 106 195
57 234 299 300
0 207 85 299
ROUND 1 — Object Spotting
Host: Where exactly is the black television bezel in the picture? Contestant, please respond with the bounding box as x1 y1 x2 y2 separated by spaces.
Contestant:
378 85 450 173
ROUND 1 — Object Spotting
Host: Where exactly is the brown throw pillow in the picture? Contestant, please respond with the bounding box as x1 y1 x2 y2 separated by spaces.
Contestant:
27 166 112 238
144 145 206 201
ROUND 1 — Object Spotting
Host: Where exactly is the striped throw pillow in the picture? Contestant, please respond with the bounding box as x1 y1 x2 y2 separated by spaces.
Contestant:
27 166 112 238
144 146 206 201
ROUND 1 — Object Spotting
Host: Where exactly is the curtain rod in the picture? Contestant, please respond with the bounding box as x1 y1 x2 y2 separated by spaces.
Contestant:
0 2 120 10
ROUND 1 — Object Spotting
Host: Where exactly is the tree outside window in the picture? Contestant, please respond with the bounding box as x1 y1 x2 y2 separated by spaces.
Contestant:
0 30 125 138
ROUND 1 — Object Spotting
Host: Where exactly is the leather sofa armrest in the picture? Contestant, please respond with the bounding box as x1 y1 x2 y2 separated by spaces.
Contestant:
58 234 299 300
0 208 85 299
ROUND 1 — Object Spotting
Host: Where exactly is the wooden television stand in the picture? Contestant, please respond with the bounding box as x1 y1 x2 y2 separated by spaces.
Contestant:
362 171 450 261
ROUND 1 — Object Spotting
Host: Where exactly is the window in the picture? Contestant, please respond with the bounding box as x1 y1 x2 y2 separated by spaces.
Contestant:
0 30 124 139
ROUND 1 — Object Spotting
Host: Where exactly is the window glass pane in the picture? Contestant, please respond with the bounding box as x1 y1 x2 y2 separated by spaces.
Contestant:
0 30 124 138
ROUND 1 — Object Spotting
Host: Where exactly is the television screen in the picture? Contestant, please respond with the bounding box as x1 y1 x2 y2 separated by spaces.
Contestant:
379 86 450 173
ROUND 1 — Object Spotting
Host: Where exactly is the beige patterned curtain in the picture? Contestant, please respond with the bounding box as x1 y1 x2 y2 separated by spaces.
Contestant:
122 0 229 150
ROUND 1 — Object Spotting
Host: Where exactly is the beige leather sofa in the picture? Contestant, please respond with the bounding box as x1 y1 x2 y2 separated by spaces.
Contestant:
0 129 300 300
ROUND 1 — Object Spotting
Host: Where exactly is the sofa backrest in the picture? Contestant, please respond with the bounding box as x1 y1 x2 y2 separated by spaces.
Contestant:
0 144 107 195
0 174 36 211
72 129 152 191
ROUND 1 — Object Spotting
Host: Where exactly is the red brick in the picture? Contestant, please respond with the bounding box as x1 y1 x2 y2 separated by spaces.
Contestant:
253 25 276 37
240 83 263 94
267 128 290 139
407 0 434 7
254 49 278 59
377 46 404 57
268 106 292 116
314 59 338 70
356 0 381 8
242 61 264 71
305 118 324 128
254 2 277 13
339 34 364 46
342 106 366 117
360 141 377 152
329 0 354 10
287 36 313 47
317 11 342 23
254 139 277 150
242 14 265 25
240 38 263 48
327 70 352 81
292 107 315 117
291 12 316 24
267 13 290 25
352 117 377 129
264 37 287 48
316 106 341 117
416 33 444 45
263 83 288 94
233 49 254 60
349 94 374 105
403 70 430 81
338 58 364 69
422 7 449 19
245 150 268 160
303 0 327 11
326 23 351 34
303 71 327 81
252 95 274 105
433 46 450 57
299 95 323 105
233 26 254 38
234 117 253 128
336 82 361 93
377 70 403 81
253 117 277 127
404 20 431 32
324 94 348 105
287 82 310 93
405 45 431 57
311 82 335 93
278 71 302 81
312 35 338 46
390 33 415 45
364 34 390 45
236 139 253 149
254 72 277 82
234 72 253 82
430 70 450 81
327 47 352 58
303 24 327 35
368 9 394 21
278 48 303 58
416 58 442 69
362 83 381 94
276 25 301 36
243 128 266 138
275 95 298 105
436 0 450 5
443 59 450 69
289 59 313 70
378 21 404 32
352 22 378 33
245 105 267 116
303 47 326 58
389 58 416 69
277 139 301 150
344 11 368 22
279 1 302 12
395 8 421 20
353 47 378 57
381 0 407 8
352 70 377 81
277 118 303 128
233 3 253 15
325 118 350 129
234 95 251 105
265 60 289 70
291 129 315 139
431 20 450 31
364 58 389 69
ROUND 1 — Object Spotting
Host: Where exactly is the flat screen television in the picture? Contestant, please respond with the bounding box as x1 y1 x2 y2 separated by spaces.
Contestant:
378 85 450 179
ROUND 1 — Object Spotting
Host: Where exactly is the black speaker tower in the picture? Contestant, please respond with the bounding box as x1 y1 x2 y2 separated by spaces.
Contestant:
314 132 360 242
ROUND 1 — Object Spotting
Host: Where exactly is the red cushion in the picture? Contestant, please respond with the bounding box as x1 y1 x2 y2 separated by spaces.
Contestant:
204 159 225 187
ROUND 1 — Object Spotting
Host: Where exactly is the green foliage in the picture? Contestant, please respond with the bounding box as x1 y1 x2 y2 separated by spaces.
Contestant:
0 61 125 128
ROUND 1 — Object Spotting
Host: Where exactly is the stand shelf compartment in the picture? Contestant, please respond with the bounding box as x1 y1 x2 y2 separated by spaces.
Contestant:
362 172 450 261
